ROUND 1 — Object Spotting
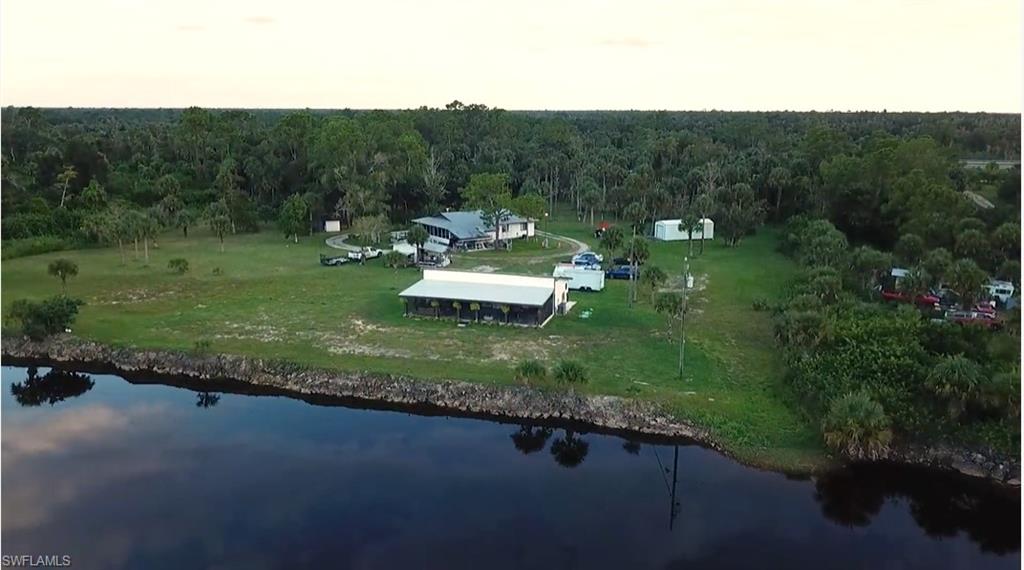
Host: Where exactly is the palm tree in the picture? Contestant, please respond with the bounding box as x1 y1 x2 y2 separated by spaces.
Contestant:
469 302 481 322
821 391 892 460
407 225 428 264
430 299 440 319
926 355 983 419
599 226 624 266
500 304 511 324
452 301 462 321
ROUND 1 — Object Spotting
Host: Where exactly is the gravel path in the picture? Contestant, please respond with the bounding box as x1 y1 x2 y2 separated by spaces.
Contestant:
964 190 995 210
324 234 360 251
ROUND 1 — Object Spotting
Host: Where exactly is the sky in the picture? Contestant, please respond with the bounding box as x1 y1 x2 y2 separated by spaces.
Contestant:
1 0 1021 112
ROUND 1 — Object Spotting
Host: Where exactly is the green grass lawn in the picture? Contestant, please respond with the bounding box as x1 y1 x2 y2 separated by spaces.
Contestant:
1 218 825 471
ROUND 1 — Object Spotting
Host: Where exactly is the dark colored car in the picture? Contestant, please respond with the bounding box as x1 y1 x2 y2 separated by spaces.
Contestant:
945 310 1002 330
605 265 638 280
612 256 644 267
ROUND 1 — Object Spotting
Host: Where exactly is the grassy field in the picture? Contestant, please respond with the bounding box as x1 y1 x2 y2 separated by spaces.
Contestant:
0 217 824 470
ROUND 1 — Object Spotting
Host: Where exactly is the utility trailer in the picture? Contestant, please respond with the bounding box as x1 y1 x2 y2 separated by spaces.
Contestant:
553 263 605 292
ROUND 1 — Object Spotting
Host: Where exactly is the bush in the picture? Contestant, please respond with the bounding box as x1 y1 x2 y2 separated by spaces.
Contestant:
212 267 224 276
926 355 983 419
168 258 190 274
192 339 212 354
751 297 771 311
383 250 409 268
514 359 547 386
821 391 893 460
8 296 84 340
1 236 75 260
554 360 588 387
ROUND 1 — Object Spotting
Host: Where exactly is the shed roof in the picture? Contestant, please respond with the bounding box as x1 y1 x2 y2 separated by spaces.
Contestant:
400 279 553 306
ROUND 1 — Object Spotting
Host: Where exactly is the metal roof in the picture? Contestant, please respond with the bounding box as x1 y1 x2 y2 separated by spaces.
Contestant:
399 279 553 306
412 210 529 240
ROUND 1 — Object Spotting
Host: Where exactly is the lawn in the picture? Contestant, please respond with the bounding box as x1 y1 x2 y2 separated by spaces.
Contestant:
0 217 824 470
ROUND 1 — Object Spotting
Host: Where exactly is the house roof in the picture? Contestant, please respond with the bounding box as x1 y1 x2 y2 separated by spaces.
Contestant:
412 210 529 240
399 279 553 306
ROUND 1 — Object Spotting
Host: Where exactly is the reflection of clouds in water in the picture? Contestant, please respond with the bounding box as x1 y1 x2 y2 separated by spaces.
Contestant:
1 375 1016 569
3 404 177 533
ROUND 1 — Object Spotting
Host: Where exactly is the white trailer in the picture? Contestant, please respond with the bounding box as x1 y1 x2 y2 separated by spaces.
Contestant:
553 263 605 291
653 218 714 241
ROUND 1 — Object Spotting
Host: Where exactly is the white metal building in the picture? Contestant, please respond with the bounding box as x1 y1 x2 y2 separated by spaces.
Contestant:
399 269 569 326
653 218 714 241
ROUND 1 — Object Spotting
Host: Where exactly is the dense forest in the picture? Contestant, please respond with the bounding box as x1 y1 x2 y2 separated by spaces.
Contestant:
1 104 1020 457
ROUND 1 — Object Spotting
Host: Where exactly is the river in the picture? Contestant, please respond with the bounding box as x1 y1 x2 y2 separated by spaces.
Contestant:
0 365 1019 569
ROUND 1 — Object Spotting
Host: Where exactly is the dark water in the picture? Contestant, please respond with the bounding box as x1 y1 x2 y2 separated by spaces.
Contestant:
1 365 1019 570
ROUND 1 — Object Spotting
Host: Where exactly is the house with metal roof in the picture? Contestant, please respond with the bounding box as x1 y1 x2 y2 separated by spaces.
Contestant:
399 269 568 326
412 210 535 251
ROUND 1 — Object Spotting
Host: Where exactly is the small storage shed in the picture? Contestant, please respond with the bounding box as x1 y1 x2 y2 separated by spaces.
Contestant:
324 220 342 232
653 218 714 241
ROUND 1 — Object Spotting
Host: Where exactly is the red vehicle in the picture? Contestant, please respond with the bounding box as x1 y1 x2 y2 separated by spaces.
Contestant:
879 288 940 308
945 310 1002 330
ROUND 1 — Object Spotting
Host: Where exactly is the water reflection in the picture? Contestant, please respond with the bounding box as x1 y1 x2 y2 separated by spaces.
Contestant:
815 463 1021 554
195 392 221 408
509 425 552 454
1 366 1019 569
550 430 590 468
10 366 94 407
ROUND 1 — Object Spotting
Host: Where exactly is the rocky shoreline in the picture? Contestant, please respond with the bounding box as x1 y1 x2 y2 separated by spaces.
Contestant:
1 335 1018 485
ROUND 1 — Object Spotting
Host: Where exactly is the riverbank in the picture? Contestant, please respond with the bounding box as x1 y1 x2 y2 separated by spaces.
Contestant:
3 334 1018 485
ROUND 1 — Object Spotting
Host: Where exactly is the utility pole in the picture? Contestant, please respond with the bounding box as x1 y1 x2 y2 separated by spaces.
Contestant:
628 224 637 307
679 257 689 380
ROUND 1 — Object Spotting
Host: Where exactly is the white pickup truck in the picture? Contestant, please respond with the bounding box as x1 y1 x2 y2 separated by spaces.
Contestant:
347 247 383 261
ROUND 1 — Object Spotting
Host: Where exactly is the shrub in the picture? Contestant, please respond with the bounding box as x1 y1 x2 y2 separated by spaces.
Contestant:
192 339 212 354
514 359 547 386
212 267 224 276
168 258 190 274
383 250 408 268
926 355 983 419
554 360 588 387
751 297 771 311
1 236 74 260
822 391 893 460
8 296 84 340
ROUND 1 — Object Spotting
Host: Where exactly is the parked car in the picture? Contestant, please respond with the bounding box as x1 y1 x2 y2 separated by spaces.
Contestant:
572 251 604 265
319 253 349 267
945 310 1002 330
348 247 383 261
605 265 639 280
879 288 940 308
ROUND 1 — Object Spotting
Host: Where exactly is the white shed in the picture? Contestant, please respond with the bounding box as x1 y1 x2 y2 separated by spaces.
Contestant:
653 218 714 241
324 220 342 233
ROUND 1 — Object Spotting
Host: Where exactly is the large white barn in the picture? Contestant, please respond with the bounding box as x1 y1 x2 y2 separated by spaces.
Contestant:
399 269 568 327
653 218 715 241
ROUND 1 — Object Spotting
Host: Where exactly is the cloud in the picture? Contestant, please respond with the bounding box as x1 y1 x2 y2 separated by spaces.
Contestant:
243 16 276 25
176 24 205 32
597 37 654 49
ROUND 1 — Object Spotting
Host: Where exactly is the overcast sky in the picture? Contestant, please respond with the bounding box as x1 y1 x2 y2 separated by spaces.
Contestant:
1 0 1020 112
